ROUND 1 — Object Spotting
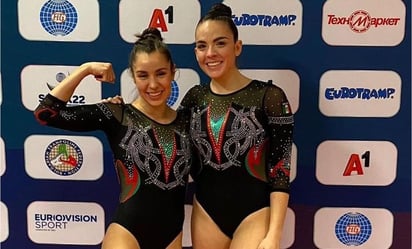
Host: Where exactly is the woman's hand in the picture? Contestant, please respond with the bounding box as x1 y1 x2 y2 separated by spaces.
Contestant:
49 62 115 101
257 237 279 249
101 95 124 104
83 62 116 83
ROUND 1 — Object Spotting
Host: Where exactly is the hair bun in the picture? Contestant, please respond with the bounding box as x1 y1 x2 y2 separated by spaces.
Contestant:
208 3 232 18
139 27 163 41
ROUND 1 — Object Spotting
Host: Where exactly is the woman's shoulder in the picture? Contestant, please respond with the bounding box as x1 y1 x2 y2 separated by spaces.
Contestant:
186 83 208 95
98 102 128 122
176 105 191 118
251 79 286 93
181 84 208 105
174 107 191 130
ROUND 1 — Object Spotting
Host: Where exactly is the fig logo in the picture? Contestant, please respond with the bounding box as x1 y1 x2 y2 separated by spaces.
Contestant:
45 139 83 176
335 212 372 246
40 0 78 36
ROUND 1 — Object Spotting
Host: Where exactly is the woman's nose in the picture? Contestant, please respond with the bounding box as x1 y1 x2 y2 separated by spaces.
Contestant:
148 76 158 88
206 45 216 56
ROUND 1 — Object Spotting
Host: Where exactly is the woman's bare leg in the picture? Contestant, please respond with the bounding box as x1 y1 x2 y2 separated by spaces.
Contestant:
102 223 183 249
191 196 231 249
166 232 183 249
229 207 270 249
101 223 140 249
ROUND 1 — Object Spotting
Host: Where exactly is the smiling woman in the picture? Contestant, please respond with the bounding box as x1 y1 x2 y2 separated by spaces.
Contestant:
180 3 294 249
131 52 175 121
33 27 193 249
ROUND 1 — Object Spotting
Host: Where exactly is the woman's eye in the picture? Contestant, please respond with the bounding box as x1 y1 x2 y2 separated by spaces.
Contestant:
196 44 206 50
137 75 148 79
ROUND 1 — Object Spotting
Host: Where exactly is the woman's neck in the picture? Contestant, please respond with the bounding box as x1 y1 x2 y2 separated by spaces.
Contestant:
210 71 251 94
132 99 176 124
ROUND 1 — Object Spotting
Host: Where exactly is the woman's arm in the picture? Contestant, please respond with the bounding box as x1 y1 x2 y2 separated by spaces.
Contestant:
34 62 118 131
260 85 294 249
258 192 289 249
50 62 115 102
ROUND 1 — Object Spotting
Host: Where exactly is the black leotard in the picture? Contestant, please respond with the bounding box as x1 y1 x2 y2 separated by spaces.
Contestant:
34 94 192 249
180 80 294 238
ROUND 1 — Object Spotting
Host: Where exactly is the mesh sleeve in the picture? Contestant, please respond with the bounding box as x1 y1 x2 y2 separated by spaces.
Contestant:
263 85 294 193
34 94 123 132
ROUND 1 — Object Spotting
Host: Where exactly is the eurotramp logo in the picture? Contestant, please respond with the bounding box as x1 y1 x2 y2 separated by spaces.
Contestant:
224 0 302 45
319 70 401 117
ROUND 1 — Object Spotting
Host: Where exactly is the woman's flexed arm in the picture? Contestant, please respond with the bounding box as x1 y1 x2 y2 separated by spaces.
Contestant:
50 62 115 102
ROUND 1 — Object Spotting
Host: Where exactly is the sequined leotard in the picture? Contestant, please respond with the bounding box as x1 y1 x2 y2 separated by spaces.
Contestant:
34 94 192 249
180 80 294 238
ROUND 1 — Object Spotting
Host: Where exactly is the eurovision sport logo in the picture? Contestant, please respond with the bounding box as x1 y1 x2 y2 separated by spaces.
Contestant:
27 201 105 244
44 139 83 176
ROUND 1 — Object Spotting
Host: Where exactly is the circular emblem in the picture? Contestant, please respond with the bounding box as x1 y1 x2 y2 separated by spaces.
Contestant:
335 212 372 246
349 10 371 33
45 139 83 176
167 80 179 106
55 72 67 82
40 0 78 36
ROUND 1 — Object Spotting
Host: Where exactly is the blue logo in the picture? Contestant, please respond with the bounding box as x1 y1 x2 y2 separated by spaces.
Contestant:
232 14 297 27
40 0 78 36
335 212 372 246
325 87 396 100
167 80 179 106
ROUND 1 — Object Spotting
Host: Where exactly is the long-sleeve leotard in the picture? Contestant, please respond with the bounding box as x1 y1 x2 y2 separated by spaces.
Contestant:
34 94 192 249
180 80 294 237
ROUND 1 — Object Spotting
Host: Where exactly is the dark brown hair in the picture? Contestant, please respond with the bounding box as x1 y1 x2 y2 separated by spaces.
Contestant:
197 3 238 41
128 27 175 75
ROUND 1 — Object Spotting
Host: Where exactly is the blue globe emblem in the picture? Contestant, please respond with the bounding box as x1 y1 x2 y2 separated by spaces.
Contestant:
335 212 372 246
167 80 179 106
55 72 67 82
40 0 78 36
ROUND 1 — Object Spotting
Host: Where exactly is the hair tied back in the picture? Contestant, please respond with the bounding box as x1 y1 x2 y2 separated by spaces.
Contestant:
135 27 163 44
208 3 232 18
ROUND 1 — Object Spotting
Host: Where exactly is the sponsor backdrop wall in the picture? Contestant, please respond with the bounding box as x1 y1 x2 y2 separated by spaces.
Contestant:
1 0 410 248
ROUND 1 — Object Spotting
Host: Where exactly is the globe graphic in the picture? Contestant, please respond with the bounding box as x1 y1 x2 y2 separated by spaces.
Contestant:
335 212 372 246
40 0 78 36
55 72 66 82
167 80 179 106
